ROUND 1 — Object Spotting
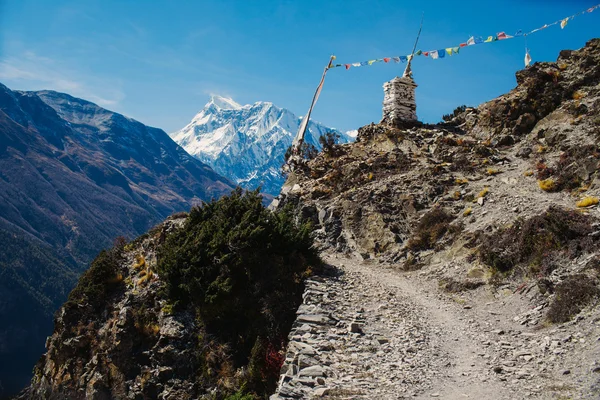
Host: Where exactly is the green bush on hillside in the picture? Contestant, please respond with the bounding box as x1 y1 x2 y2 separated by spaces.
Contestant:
156 188 320 397
67 240 126 310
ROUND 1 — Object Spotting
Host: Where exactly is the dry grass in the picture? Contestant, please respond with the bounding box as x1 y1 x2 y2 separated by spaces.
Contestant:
478 187 489 198
463 207 473 217
487 168 501 176
572 90 585 100
137 270 154 286
576 196 599 208
524 170 534 177
538 178 556 192
455 178 469 185
133 254 146 270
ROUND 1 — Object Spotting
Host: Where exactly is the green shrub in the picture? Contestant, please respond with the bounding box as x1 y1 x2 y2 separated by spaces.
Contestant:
547 274 599 323
67 246 125 310
442 105 468 122
224 389 257 400
157 188 320 396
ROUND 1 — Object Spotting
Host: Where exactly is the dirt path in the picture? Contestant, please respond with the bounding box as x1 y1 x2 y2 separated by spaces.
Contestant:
273 252 544 399
273 250 600 399
335 254 519 400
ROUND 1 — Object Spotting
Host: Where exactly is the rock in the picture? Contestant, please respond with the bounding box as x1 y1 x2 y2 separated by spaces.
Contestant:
297 314 331 325
493 135 515 147
516 147 532 158
298 365 325 377
313 388 330 397
512 113 536 136
348 322 363 334
376 336 389 344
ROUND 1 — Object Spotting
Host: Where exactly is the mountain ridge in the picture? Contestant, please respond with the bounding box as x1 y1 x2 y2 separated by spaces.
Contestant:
0 83 234 397
170 96 354 196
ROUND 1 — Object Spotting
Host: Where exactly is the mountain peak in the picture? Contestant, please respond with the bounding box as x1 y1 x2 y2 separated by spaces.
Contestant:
207 95 242 111
171 98 354 196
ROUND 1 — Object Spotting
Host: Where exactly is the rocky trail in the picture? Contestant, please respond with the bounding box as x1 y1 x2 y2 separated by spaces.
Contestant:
273 253 600 400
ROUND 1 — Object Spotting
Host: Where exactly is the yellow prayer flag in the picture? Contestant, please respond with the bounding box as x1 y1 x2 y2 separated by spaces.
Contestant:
484 36 493 43
560 18 568 29
446 48 453 56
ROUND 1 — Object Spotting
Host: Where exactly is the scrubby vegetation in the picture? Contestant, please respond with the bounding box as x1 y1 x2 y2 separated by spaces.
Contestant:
439 277 485 293
479 206 597 275
535 145 600 193
442 105 468 122
319 131 342 156
547 274 599 323
157 188 321 398
283 141 318 164
67 238 127 311
406 208 460 251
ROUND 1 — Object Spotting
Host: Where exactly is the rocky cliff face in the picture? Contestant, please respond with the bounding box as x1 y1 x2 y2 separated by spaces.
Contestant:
0 84 233 397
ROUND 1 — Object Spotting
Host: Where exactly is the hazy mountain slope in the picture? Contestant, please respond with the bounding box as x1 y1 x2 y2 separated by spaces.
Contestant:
170 96 355 196
0 83 234 397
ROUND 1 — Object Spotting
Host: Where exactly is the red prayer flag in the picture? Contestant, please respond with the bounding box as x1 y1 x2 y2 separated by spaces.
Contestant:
345 64 351 70
497 32 507 40
383 57 391 63
459 43 467 48
423 52 429 57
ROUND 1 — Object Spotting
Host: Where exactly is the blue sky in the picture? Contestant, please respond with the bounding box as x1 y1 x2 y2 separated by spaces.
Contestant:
1 0 598 133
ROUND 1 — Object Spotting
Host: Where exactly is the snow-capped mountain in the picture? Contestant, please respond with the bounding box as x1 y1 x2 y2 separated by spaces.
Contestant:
170 96 355 196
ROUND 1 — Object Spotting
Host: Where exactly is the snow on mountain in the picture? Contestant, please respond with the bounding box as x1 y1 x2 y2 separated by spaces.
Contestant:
170 95 355 196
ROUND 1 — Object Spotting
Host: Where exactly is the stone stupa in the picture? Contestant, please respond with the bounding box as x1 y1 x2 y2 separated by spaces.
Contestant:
381 55 418 126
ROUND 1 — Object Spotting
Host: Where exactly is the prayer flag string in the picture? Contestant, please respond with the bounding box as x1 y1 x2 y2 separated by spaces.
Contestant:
327 3 600 71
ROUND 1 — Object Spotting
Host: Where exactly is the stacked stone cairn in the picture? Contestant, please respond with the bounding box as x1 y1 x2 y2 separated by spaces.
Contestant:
381 76 418 126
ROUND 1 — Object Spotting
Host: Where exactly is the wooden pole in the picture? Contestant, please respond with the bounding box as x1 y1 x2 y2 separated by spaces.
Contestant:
403 13 424 78
292 55 336 154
